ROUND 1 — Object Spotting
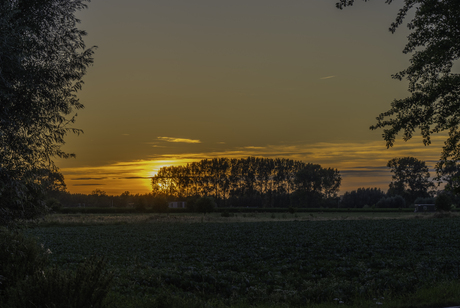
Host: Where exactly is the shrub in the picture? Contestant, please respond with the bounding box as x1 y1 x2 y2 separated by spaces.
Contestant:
221 210 232 217
435 193 452 212
288 206 296 214
46 198 62 212
135 198 146 212
376 195 406 208
5 257 113 308
194 197 216 214
0 228 113 307
153 196 169 213
414 197 435 205
0 228 49 292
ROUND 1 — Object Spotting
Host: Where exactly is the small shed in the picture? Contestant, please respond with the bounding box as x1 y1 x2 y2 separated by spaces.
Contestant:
414 204 435 213
168 201 187 209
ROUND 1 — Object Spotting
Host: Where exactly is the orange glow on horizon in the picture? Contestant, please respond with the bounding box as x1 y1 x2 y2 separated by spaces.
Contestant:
59 137 445 196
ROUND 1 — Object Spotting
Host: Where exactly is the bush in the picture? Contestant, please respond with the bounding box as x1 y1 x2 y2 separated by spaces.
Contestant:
288 206 296 214
194 197 216 214
0 228 113 307
46 198 62 212
436 193 452 212
135 198 146 212
153 196 169 213
0 228 49 292
414 197 435 205
376 195 406 208
5 258 113 308
221 210 232 217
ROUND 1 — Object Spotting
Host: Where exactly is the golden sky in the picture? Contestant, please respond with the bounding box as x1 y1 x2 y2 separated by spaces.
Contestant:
55 0 448 195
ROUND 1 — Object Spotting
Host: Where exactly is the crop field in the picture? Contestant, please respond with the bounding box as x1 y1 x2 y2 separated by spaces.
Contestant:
27 215 460 307
39 210 419 226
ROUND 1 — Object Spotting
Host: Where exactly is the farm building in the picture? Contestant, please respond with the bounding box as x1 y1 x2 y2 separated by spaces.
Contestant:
414 204 435 213
168 201 187 209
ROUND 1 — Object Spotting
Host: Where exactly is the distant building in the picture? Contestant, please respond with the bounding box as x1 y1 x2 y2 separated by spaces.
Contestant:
414 204 435 213
168 201 187 209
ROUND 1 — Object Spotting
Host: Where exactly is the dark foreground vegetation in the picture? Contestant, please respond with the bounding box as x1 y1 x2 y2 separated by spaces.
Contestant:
2 217 458 307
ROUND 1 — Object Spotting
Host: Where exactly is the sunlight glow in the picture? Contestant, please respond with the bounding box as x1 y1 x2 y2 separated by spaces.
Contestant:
60 137 446 196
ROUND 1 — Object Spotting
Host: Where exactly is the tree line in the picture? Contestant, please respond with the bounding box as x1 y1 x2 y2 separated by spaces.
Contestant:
150 157 341 208
46 155 460 210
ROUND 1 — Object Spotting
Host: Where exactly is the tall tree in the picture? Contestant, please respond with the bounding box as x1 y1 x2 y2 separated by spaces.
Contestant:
436 161 460 194
341 187 386 208
387 157 434 204
292 164 342 207
337 1 460 165
0 0 95 224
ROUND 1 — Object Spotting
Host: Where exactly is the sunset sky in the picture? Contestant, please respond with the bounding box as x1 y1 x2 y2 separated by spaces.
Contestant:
55 0 448 196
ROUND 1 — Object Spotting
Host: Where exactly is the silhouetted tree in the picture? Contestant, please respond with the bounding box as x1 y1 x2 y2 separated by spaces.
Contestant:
291 164 341 208
435 192 452 211
0 0 95 224
341 187 386 208
194 196 216 214
436 161 460 195
338 1 460 169
151 157 342 207
387 157 434 205
376 195 406 208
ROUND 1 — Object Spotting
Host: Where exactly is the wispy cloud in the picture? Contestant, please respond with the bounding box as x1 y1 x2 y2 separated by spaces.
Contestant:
71 177 108 181
320 75 336 80
157 136 201 143
243 146 266 149
60 136 446 195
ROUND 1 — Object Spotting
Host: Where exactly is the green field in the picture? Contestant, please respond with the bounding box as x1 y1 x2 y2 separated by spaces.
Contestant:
26 214 460 307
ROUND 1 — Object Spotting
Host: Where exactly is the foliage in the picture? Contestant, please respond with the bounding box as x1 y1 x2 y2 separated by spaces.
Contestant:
291 164 341 207
5 258 113 308
46 198 62 212
152 195 169 213
0 228 49 293
338 1 460 164
0 228 112 307
436 160 460 195
340 187 386 208
376 195 406 208
151 157 341 207
387 157 434 204
0 0 95 224
27 219 460 307
435 192 452 211
220 210 233 217
414 196 436 205
194 196 216 214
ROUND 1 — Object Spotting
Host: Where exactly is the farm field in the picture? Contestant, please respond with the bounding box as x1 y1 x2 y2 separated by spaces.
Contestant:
27 215 460 307
39 210 421 226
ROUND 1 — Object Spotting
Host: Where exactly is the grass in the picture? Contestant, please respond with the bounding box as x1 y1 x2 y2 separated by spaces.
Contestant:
25 213 460 307
35 210 428 227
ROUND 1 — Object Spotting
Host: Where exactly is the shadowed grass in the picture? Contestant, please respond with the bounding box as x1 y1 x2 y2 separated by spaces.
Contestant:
35 211 428 227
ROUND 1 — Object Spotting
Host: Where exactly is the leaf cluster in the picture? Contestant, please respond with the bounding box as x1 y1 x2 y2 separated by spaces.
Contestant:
338 1 460 166
0 0 95 224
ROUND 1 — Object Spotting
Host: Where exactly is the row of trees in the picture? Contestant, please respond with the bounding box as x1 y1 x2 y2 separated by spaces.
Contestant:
150 157 341 207
47 155 460 210
342 156 460 208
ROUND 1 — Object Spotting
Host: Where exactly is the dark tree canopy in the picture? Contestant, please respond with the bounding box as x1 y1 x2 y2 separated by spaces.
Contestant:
340 187 386 208
338 1 460 164
0 0 95 224
387 157 434 204
151 157 341 208
436 161 460 194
